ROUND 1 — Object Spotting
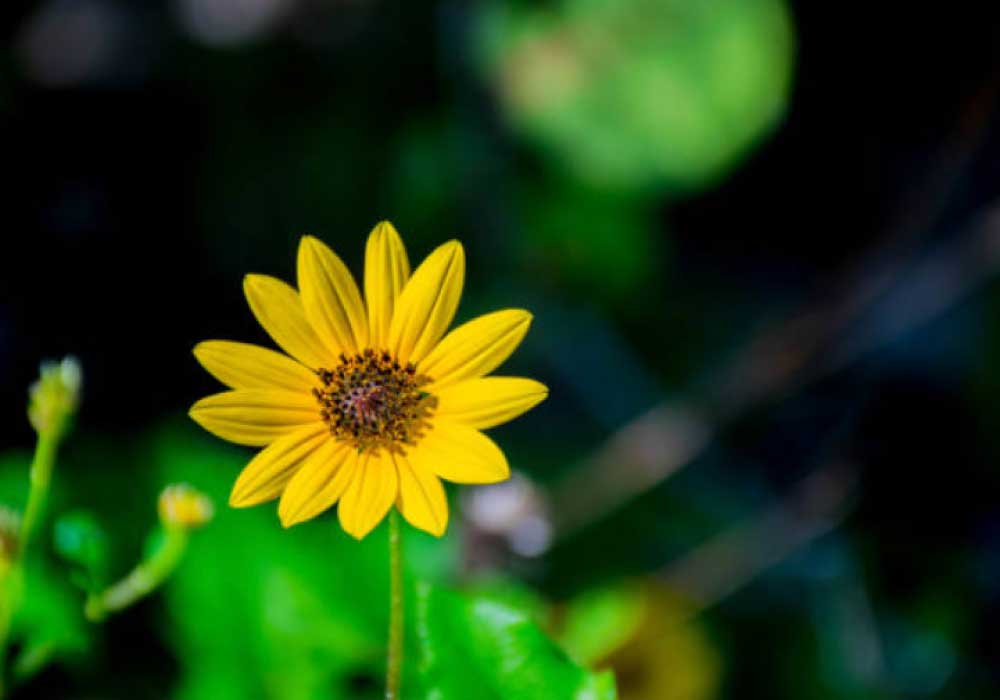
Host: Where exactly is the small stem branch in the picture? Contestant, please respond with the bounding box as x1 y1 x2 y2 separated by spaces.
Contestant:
85 526 189 622
0 429 64 696
385 510 404 700
20 431 60 556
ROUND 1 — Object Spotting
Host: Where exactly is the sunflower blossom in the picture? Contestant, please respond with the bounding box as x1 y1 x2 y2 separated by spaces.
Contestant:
190 222 547 539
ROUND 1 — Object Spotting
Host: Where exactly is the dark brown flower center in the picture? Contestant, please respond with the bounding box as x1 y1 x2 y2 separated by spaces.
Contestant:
313 349 435 452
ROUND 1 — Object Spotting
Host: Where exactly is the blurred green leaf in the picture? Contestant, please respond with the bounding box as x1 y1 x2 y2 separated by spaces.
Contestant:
53 511 109 592
579 582 720 700
557 582 645 666
478 0 794 193
0 451 89 676
11 559 90 681
408 581 616 700
466 577 549 624
0 452 30 509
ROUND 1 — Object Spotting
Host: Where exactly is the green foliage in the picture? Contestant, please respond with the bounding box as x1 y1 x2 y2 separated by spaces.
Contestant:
0 452 32 507
53 511 109 593
477 0 795 193
151 426 388 700
0 424 621 697
556 582 645 666
408 582 616 700
152 422 614 700
0 454 90 678
12 561 89 675
519 178 662 304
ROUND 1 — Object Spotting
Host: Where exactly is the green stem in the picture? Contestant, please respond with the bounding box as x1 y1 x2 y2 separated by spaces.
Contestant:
85 526 189 622
0 430 63 697
20 431 60 556
385 510 404 700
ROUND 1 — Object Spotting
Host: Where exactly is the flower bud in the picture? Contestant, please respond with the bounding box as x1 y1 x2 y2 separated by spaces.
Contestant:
158 484 213 529
28 356 82 436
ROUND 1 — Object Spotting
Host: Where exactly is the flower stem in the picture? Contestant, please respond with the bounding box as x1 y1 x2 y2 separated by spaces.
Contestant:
0 429 64 697
20 431 60 555
84 525 189 622
385 510 404 700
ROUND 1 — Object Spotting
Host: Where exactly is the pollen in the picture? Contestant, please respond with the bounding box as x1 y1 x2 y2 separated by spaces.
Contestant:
314 349 435 452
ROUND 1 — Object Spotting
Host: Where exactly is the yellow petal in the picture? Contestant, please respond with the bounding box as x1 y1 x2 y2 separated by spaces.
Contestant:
189 389 321 447
365 221 410 350
419 310 533 389
337 451 398 539
393 452 448 536
194 341 317 393
297 236 368 355
278 439 358 527
433 377 548 430
408 421 509 484
230 424 329 507
244 274 334 370
387 240 464 364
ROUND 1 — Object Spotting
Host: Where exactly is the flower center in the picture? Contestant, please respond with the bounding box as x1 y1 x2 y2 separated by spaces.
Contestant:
313 349 435 452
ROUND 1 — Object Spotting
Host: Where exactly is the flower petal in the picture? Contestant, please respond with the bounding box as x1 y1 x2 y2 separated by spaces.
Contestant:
230 424 329 507
244 274 334 370
189 389 321 447
297 236 368 355
419 310 533 389
387 240 464 364
194 341 317 393
408 421 509 484
365 221 410 350
337 451 398 539
433 377 548 430
278 439 358 527
393 452 448 536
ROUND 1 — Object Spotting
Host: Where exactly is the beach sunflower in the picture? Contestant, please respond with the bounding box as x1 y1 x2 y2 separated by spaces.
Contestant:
189 222 547 539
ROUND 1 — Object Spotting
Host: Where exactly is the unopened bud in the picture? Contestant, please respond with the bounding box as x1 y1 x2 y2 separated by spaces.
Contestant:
158 484 213 529
28 356 82 436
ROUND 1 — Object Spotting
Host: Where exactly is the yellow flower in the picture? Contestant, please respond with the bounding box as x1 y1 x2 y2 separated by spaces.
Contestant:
190 222 547 539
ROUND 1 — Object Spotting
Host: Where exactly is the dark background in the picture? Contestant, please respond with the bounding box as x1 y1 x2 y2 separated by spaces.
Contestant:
3 1 1000 698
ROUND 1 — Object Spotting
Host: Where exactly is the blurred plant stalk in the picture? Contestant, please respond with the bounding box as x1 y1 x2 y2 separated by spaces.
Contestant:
532 76 1000 544
0 358 82 697
547 201 1000 542
385 510 404 700
84 525 188 622
22 358 81 550
0 362 211 695
85 484 212 622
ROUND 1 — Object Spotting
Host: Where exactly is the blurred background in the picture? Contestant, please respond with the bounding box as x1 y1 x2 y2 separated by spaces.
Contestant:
3 0 1000 698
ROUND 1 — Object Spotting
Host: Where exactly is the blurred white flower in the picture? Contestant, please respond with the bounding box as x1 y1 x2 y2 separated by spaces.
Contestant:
175 0 295 47
17 0 122 87
464 473 552 557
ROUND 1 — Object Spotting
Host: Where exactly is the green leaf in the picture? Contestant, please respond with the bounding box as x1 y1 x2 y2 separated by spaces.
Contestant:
53 511 109 592
477 0 794 193
11 561 90 680
0 451 90 680
557 582 645 666
409 581 617 700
